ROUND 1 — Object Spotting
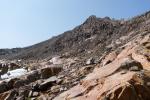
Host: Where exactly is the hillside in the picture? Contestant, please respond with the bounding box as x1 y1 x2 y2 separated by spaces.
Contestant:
0 11 150 60
0 11 149 100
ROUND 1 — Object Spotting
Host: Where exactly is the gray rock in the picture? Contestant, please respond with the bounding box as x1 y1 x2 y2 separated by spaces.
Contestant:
5 90 18 100
51 85 60 93
0 82 8 93
129 66 140 71
19 89 29 98
13 79 28 88
40 66 62 79
7 78 19 89
39 76 58 91
86 58 95 65
28 91 39 97
120 59 143 70
16 96 24 100
26 70 40 82
32 92 39 97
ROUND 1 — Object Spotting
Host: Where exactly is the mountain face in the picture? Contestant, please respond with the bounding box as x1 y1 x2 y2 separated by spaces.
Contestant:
0 11 149 100
1 11 150 60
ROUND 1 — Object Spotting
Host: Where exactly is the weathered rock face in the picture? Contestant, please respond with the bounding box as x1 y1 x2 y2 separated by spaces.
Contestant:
54 58 150 100
54 34 150 100
40 66 62 79
39 76 58 91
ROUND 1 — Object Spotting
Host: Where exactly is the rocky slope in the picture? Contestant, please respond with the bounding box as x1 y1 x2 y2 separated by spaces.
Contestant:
0 11 149 100
0 11 149 60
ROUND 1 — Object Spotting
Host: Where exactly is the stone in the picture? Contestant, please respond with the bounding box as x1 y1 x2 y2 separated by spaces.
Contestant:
53 57 150 100
5 90 18 100
40 66 62 79
0 82 8 93
28 91 33 97
0 65 9 76
56 79 63 84
13 79 28 88
32 92 39 97
86 58 95 65
120 59 143 71
31 98 36 100
26 70 40 82
57 75 65 79
49 56 63 65
60 87 67 91
129 66 140 71
19 89 29 98
7 78 19 89
51 85 61 93
8 62 20 70
16 96 25 100
32 83 40 92
39 76 58 91
102 51 117 66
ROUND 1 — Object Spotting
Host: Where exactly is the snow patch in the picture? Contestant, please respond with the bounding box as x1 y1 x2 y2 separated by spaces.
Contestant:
1 68 27 79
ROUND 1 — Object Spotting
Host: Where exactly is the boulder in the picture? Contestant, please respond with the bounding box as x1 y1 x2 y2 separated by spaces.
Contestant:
0 91 9 100
28 91 39 97
119 58 143 71
5 90 18 100
18 89 30 99
49 56 63 65
8 63 20 71
7 78 19 89
26 70 40 82
0 82 8 93
51 85 61 93
0 65 9 77
13 79 28 88
39 76 58 91
102 51 117 66
86 58 95 65
40 66 62 79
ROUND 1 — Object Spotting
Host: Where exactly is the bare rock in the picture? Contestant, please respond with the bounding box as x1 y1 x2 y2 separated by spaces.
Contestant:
40 66 62 79
5 90 18 100
86 57 95 65
26 70 40 82
0 82 8 93
39 76 58 91
54 57 150 100
51 85 61 93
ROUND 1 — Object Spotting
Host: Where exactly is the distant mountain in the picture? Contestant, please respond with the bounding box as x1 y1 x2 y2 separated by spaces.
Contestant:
0 11 150 61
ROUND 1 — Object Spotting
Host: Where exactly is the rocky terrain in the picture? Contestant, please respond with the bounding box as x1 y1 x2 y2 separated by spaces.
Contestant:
0 11 149 100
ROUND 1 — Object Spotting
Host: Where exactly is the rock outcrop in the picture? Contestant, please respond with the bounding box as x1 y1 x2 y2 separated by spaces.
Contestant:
54 33 150 100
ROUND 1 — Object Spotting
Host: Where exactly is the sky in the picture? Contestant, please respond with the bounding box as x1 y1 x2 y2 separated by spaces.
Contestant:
0 0 150 48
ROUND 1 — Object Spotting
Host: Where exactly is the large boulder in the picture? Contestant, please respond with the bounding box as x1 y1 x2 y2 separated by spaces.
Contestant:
25 70 40 82
40 66 62 79
39 76 58 90
5 90 17 100
39 76 58 91
8 63 20 71
0 82 8 93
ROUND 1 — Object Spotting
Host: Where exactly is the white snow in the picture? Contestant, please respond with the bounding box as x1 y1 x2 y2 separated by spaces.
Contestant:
1 68 27 79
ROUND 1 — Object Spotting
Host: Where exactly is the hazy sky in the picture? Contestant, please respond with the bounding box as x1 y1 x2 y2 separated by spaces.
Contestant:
0 0 150 48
